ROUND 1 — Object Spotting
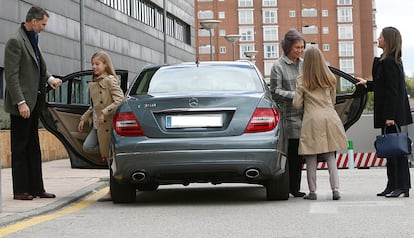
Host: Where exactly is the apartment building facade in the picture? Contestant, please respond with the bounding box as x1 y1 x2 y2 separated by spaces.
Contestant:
196 0 376 85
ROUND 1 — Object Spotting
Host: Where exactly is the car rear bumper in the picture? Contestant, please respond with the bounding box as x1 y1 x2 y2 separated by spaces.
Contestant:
111 148 286 184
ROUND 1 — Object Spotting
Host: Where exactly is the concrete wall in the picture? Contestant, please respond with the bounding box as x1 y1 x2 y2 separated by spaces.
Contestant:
0 0 195 86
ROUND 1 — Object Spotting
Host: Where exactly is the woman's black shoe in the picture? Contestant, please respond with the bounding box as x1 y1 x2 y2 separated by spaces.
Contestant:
377 189 392 196
385 189 409 198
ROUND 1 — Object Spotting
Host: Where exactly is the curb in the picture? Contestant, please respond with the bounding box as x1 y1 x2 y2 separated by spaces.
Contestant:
0 182 107 227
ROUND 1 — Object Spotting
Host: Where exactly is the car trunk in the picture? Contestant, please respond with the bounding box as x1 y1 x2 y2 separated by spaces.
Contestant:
128 92 265 138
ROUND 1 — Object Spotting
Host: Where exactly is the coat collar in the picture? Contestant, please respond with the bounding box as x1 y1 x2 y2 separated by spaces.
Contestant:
18 26 38 65
282 54 303 65
93 73 114 89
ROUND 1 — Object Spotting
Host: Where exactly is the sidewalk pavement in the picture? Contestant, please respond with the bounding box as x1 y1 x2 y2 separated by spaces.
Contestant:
0 159 109 227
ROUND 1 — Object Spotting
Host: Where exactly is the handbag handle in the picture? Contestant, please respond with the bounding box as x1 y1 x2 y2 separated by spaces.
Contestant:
383 123 401 135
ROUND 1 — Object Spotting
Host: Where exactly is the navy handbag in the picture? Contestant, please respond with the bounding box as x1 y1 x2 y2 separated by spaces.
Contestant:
374 124 412 158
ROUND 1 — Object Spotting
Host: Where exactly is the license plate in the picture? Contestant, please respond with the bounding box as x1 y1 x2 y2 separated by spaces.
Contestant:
166 114 223 128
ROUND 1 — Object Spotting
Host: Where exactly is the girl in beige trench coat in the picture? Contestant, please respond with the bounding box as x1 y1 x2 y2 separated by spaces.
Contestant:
293 47 348 201
78 51 124 201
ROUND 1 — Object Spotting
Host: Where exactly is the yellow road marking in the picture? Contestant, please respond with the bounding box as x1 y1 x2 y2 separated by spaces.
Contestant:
0 187 109 237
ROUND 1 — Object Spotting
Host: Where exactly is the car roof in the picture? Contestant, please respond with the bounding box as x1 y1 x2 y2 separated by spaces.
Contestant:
141 60 257 71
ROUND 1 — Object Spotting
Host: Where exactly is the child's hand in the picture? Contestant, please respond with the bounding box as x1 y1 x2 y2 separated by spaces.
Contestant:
78 120 84 132
99 112 105 124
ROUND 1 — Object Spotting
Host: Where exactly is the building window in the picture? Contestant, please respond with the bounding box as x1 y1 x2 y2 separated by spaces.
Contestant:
238 0 253 7
199 45 214 54
102 0 191 44
218 12 225 19
199 29 210 37
263 0 277 6
339 42 354 56
239 27 254 41
263 26 278 41
263 44 279 59
302 8 317 17
338 25 353 39
339 58 354 91
338 7 352 22
302 25 318 34
263 9 277 24
322 27 329 34
307 43 319 49
323 44 330 51
322 10 328 17
220 46 226 54
240 44 255 59
219 29 226 36
198 10 214 19
289 10 296 18
264 61 274 77
339 59 354 73
238 9 254 24
337 0 352 5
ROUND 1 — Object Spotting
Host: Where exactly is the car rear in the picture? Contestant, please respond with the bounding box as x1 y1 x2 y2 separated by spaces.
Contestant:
109 62 289 202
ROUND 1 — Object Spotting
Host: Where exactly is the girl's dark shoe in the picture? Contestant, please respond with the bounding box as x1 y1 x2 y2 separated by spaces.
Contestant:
303 193 317 200
385 189 409 198
333 191 341 200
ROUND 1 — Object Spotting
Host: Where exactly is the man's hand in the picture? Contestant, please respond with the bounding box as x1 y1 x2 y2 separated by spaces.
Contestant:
50 77 62 89
18 102 30 119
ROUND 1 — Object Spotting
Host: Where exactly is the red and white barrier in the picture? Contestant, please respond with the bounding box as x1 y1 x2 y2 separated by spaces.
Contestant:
302 152 387 169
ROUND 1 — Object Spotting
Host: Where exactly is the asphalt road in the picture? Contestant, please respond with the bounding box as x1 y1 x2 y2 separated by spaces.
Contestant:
2 168 414 238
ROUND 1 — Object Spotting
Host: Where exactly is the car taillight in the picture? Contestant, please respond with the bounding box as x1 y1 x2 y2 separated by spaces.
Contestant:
113 112 145 136
244 108 279 133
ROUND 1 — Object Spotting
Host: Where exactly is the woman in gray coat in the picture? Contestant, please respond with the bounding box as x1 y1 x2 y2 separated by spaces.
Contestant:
270 29 306 197
293 47 348 200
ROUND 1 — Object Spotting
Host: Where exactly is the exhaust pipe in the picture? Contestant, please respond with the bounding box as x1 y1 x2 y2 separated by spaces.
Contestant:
131 171 146 182
245 168 260 179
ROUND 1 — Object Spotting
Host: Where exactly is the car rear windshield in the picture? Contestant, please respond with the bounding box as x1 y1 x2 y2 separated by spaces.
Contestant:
142 65 263 94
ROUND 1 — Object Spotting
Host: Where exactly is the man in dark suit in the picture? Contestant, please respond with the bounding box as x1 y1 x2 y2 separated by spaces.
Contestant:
4 6 62 200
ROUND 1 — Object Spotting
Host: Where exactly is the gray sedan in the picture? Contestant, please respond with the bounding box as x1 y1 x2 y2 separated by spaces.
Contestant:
41 61 367 203
109 61 287 203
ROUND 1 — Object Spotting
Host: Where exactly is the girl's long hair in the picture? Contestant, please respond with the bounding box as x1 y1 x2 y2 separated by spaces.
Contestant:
91 51 118 81
300 47 336 90
380 26 402 63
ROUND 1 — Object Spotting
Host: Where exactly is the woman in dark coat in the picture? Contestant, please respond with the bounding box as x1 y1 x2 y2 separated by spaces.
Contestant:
357 26 412 197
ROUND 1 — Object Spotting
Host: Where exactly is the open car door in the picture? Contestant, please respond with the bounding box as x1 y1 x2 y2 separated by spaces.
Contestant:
40 70 128 169
329 66 368 131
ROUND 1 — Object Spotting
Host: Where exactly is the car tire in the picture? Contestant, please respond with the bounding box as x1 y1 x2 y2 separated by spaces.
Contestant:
110 170 136 203
265 166 289 201
136 183 159 191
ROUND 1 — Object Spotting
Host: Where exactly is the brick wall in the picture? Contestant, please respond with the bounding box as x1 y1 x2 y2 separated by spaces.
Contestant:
0 129 68 168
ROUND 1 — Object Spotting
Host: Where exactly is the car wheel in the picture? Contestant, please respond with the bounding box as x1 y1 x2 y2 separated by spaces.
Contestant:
136 183 159 191
110 170 136 203
265 166 289 201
